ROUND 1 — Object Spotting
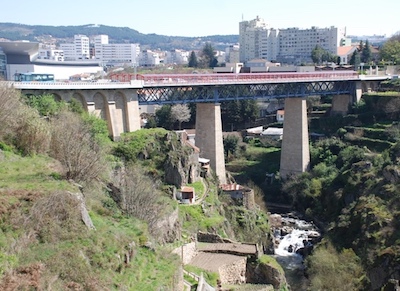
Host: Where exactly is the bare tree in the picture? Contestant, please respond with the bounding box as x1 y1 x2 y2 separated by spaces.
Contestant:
110 164 180 242
171 104 191 130
111 164 169 236
0 85 23 138
49 111 108 182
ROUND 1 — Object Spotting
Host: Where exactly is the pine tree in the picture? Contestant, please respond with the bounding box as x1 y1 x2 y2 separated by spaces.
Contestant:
361 40 372 64
200 43 218 68
188 51 198 68
350 50 361 69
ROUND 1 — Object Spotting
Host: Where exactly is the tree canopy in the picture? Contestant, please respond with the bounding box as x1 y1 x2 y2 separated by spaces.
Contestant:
361 39 372 63
199 43 218 68
380 36 400 64
188 51 198 68
311 45 338 64
171 104 191 129
350 50 361 68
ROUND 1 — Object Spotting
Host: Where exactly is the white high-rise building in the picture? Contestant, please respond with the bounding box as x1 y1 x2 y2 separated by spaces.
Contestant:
93 35 140 66
239 16 279 63
278 26 346 64
60 35 90 61
239 16 346 64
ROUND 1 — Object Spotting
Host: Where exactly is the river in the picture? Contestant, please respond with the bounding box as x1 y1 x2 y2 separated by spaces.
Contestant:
270 213 321 291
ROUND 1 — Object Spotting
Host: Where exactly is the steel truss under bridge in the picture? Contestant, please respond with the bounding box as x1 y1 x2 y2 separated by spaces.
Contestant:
137 80 356 105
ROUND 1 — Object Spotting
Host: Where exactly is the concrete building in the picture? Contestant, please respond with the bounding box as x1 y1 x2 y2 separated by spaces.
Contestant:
0 41 104 80
239 16 346 64
60 35 90 61
225 44 240 63
93 35 140 66
139 49 161 67
337 46 358 65
38 47 64 61
165 49 189 65
239 16 279 63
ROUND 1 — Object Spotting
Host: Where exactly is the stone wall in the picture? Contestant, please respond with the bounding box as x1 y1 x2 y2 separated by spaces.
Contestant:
172 242 197 265
197 231 235 243
219 257 247 285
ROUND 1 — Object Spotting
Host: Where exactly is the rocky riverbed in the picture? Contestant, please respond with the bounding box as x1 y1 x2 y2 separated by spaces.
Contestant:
269 212 321 290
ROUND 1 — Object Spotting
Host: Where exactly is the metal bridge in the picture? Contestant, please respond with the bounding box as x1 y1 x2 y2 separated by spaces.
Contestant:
5 70 388 105
137 71 360 104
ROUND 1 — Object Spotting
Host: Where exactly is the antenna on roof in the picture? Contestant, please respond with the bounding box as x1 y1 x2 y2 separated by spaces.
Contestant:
242 14 244 21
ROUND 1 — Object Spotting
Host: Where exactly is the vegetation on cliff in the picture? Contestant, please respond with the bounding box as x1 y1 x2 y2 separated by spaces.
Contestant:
280 82 400 290
0 84 275 289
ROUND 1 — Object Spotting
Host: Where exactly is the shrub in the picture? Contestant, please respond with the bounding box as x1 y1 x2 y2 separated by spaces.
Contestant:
23 191 85 243
49 111 108 182
306 240 365 290
22 94 66 117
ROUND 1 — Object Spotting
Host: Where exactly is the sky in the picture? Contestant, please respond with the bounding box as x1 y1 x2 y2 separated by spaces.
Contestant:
3 0 399 38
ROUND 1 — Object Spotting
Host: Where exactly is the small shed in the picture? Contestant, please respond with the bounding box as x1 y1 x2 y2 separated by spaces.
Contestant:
276 110 284 122
220 184 247 199
179 186 195 204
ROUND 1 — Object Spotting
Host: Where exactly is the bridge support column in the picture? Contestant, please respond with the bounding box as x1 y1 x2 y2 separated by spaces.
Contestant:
355 81 363 103
125 90 141 132
331 94 352 116
106 101 122 140
86 101 95 114
280 97 310 179
195 103 226 184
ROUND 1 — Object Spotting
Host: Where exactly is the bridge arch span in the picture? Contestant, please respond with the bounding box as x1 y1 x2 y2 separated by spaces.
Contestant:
71 92 87 110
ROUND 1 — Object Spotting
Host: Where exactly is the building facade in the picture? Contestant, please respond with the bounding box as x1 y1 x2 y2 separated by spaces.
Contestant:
0 48 6 79
93 35 140 66
60 35 90 61
225 44 240 63
165 49 189 65
239 16 346 64
38 48 64 61
139 49 161 67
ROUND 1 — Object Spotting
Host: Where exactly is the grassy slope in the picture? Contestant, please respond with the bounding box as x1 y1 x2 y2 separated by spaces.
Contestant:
0 149 180 289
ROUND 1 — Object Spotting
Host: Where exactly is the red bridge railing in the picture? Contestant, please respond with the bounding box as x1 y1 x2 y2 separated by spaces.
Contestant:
136 71 359 86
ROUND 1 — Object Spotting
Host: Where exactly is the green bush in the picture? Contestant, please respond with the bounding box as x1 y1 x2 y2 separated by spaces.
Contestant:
306 240 365 290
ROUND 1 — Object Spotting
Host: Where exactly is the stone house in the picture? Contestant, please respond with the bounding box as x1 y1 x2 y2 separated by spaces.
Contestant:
177 186 196 204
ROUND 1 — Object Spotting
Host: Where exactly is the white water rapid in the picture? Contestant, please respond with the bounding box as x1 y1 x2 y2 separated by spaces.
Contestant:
271 214 321 290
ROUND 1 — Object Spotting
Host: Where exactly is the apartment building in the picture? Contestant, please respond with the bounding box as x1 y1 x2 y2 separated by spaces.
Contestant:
60 35 90 61
225 44 240 63
239 16 346 64
165 49 189 65
93 35 140 66
139 50 161 67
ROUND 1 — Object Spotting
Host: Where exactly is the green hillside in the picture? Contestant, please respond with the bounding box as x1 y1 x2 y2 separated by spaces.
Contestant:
0 23 238 50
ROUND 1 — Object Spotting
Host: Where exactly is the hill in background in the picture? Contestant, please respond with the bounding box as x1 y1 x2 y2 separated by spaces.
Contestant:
0 23 239 51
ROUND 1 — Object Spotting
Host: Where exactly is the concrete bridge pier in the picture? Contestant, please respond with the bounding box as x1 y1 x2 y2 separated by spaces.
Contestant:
125 90 141 133
355 81 363 103
331 94 352 116
280 97 310 179
195 103 227 184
